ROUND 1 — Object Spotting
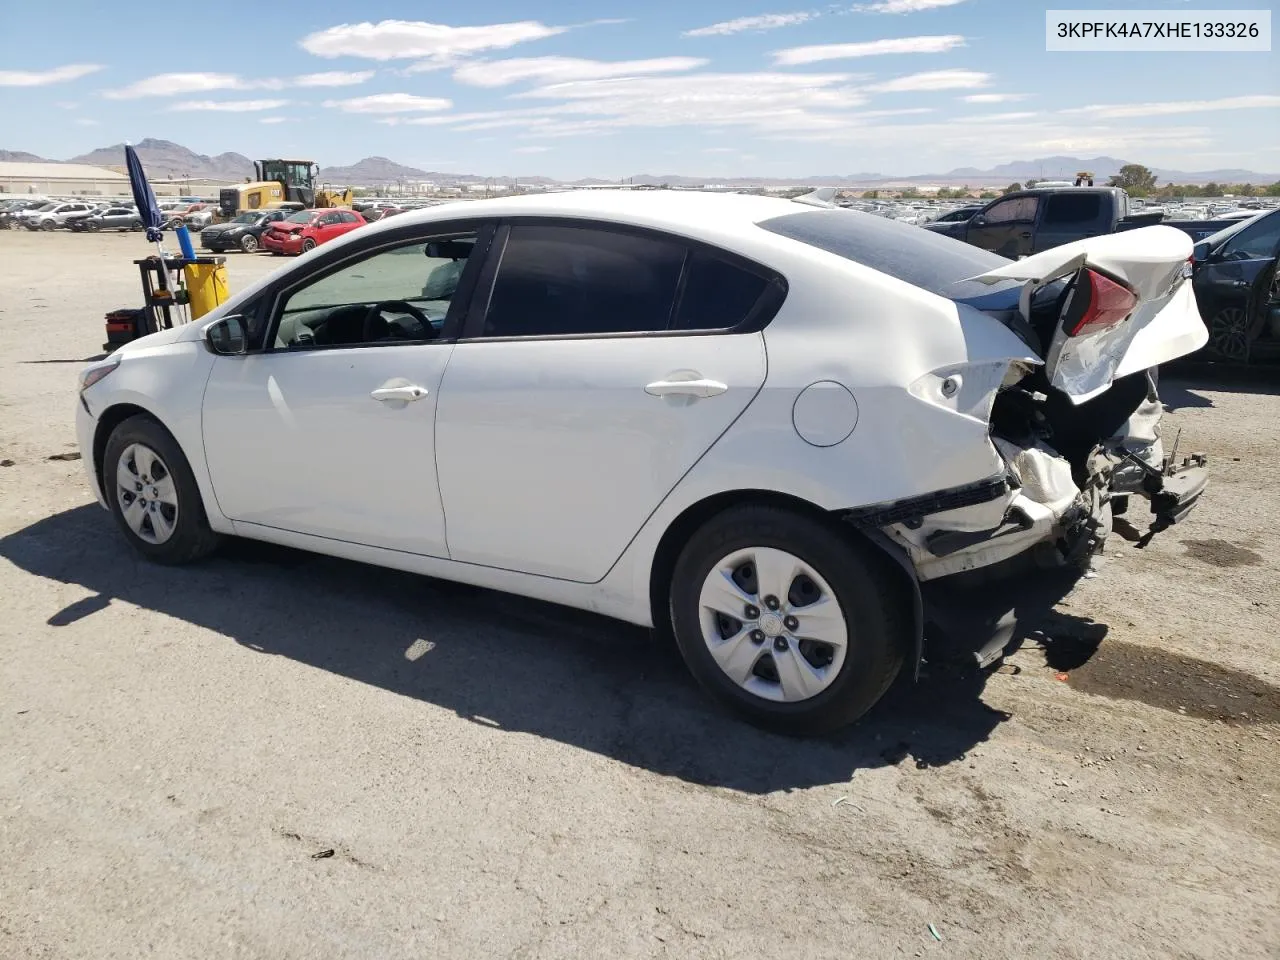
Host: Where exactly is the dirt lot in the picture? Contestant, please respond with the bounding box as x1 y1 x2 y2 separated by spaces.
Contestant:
1 230 1277 960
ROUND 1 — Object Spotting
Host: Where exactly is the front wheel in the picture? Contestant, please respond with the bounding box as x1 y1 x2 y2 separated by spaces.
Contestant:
41 220 56 231
301 238 316 253
103 415 219 564
240 234 258 253
669 505 906 735
1208 306 1250 362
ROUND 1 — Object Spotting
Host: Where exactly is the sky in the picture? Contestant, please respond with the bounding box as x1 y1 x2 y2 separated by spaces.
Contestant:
1 0 1277 179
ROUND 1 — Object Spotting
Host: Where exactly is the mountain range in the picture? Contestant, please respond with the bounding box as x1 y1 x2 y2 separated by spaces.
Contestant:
2 141 1275 186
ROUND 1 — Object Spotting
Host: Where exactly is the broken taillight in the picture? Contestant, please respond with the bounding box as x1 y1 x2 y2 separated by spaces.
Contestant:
1063 268 1137 338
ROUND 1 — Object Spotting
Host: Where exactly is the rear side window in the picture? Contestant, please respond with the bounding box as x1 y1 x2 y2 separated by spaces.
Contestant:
674 251 769 330
759 208 1013 299
483 225 685 337
1043 192 1103 225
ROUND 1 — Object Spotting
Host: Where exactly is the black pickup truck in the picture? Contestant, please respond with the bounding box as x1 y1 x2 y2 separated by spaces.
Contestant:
924 186 1223 257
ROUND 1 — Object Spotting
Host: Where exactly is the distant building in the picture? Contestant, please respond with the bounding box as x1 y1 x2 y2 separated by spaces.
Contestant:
0 161 237 197
0 161 129 195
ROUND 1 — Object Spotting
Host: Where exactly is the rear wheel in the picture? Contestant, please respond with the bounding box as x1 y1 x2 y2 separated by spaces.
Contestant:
131 219 142 230
103 415 219 564
301 238 316 253
240 234 258 253
669 505 905 735
41 219 56 231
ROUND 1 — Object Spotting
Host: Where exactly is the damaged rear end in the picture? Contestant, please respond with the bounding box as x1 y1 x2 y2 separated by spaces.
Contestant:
882 225 1210 596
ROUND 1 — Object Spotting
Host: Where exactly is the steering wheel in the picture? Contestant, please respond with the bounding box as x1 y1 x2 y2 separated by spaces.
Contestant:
361 300 433 342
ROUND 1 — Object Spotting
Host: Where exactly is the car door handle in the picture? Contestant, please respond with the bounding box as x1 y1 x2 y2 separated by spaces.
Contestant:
371 385 429 402
645 377 728 398
1233 279 1250 288
1018 231 1032 238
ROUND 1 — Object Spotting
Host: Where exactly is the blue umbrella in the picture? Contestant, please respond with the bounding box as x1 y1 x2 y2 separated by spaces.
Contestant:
124 143 165 244
124 143 171 292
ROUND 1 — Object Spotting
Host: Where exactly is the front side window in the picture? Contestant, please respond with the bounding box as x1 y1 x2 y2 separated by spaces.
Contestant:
983 196 1038 224
273 233 478 349
482 225 685 338
1220 212 1280 261
285 211 314 224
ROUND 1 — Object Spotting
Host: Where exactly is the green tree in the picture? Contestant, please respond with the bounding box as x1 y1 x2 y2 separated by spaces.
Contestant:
1025 178 1039 189
1236 183 1257 197
1002 181 1023 194
1107 163 1158 196
978 190 997 199
1266 181 1280 197
1201 182 1223 197
863 189 879 199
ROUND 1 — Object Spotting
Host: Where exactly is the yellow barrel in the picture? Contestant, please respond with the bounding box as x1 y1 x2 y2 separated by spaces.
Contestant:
182 262 230 321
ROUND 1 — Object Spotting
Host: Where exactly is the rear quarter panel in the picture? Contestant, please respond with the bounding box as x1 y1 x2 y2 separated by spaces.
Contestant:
599 238 1035 623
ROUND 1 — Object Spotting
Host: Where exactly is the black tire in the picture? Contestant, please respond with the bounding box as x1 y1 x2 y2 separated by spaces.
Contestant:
102 414 219 564
669 504 906 735
240 234 258 253
301 238 316 253
131 220 142 230
41 219 56 231
87 220 101 232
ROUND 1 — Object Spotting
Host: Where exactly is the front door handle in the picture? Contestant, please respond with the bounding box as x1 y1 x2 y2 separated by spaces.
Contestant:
1233 279 1250 288
645 377 728 399
371 384 429 402
1018 231 1032 239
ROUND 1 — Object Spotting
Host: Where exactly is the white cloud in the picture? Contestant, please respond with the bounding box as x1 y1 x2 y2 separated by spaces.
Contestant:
323 93 453 113
259 116 289 124
292 71 376 87
104 72 265 98
514 146 550 154
169 99 291 112
962 93 1028 103
299 19 565 68
773 34 963 64
865 68 988 93
1060 94 1280 120
74 118 100 126
453 56 706 88
55 101 78 110
950 111 1037 122
0 64 102 87
683 13 814 37
854 0 967 13
509 72 872 137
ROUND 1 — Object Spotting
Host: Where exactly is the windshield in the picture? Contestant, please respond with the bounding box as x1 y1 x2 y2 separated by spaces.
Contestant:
285 211 316 224
232 213 259 224
759 207 1015 299
34 202 58 212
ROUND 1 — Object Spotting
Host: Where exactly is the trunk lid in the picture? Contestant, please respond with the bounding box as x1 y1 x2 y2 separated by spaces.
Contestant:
966 225 1205 403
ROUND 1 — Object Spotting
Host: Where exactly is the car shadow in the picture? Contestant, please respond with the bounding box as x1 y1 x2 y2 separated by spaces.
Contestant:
1160 369 1280 410
2 505 1023 793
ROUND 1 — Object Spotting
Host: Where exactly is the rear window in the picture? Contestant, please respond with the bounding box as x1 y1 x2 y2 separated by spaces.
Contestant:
1043 192 1104 225
758 208 1013 299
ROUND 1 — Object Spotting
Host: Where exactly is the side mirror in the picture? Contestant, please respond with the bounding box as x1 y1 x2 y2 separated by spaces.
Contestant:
1192 239 1211 263
971 214 986 227
205 314 248 356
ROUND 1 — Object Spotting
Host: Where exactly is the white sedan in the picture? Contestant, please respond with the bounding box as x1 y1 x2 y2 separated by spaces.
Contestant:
75 191 1209 733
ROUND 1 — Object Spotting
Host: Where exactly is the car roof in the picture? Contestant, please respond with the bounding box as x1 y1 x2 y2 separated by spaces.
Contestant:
359 190 804 240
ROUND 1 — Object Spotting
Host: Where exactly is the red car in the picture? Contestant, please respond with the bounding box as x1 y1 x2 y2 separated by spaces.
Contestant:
261 208 366 255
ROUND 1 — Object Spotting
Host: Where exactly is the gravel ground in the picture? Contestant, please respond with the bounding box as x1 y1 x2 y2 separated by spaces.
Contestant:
1 231 1277 960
